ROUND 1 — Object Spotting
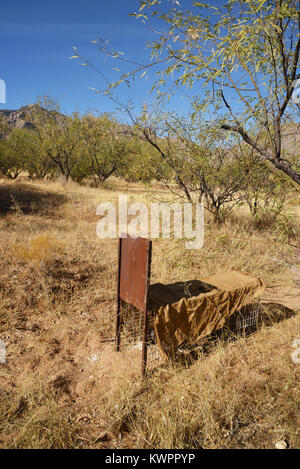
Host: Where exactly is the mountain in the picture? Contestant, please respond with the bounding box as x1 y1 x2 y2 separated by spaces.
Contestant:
0 104 68 134
0 104 40 130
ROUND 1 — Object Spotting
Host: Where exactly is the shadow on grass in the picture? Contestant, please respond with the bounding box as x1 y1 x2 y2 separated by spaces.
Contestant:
0 183 67 216
117 299 296 377
145 302 296 376
175 301 295 365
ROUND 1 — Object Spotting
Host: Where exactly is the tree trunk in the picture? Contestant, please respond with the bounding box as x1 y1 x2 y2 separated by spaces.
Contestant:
221 124 300 187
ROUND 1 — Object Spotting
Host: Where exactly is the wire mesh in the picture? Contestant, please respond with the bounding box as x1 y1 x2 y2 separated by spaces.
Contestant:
118 301 144 352
145 309 163 371
117 301 263 374
226 303 261 337
117 302 163 372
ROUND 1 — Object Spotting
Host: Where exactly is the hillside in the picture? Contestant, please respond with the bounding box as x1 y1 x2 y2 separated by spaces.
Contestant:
0 104 67 134
0 105 40 130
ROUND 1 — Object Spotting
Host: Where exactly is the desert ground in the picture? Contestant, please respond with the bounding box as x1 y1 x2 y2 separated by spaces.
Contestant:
0 177 299 449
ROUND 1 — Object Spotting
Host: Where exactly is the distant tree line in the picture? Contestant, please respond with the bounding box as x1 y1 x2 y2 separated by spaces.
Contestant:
0 102 170 186
0 99 295 227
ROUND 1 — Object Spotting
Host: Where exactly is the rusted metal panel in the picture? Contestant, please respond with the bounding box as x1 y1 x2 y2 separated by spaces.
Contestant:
119 236 152 312
115 235 152 376
115 237 122 352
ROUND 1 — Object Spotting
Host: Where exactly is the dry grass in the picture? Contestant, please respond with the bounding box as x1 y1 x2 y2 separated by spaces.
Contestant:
0 177 299 449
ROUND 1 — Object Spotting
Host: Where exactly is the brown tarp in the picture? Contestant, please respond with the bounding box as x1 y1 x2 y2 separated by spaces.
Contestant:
147 271 266 360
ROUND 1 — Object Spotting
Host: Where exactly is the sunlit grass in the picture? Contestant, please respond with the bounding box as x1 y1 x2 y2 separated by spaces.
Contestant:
0 177 299 449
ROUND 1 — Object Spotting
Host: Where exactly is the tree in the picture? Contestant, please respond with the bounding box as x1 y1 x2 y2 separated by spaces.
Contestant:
241 147 293 225
80 113 130 184
101 0 300 186
0 140 9 177
26 141 54 180
130 106 247 223
119 137 172 183
0 128 36 179
0 115 9 140
26 102 85 182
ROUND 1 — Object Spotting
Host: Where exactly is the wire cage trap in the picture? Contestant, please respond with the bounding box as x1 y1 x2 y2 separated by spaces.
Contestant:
115 236 266 376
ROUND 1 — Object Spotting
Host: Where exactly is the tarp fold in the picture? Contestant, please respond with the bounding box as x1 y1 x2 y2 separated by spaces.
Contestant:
147 271 265 360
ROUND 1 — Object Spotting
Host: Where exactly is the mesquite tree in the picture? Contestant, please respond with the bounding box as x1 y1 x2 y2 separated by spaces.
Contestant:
26 102 85 182
101 0 300 186
131 107 247 223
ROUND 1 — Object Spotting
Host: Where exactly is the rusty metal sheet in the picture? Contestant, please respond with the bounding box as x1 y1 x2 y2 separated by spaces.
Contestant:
119 236 152 312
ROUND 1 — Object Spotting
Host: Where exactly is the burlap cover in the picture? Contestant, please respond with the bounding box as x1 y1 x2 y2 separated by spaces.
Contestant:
148 271 265 360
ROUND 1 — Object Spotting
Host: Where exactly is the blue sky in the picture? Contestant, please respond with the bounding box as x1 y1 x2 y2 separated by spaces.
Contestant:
0 0 211 117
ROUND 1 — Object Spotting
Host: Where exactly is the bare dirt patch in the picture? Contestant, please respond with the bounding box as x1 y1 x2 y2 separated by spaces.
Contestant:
0 179 299 448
